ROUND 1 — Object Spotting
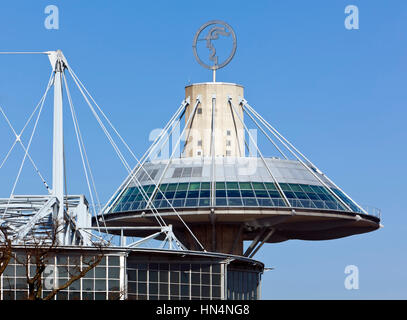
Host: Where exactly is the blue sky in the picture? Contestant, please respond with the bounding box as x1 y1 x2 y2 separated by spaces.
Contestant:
0 0 406 299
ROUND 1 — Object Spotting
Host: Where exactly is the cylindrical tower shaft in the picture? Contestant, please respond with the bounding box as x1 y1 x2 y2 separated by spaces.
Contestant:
184 82 245 158
175 224 244 255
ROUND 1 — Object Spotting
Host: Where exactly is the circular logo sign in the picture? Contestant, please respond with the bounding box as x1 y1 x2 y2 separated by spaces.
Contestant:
192 20 237 71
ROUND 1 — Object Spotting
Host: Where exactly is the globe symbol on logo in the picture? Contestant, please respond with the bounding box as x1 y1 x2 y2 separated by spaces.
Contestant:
192 20 237 78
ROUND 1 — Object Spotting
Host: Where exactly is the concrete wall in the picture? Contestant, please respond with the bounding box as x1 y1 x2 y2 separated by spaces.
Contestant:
184 82 245 158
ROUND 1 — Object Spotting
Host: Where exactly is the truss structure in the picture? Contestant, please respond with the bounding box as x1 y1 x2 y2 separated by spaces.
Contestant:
0 50 198 250
0 195 91 245
0 50 380 253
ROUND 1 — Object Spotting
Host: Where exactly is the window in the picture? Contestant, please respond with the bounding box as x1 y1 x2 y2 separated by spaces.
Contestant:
226 140 231 147
197 140 202 146
111 181 353 213
226 150 231 156
183 167 192 177
137 169 159 182
171 167 203 178
192 167 202 177
197 151 202 156
126 261 225 300
172 168 182 178
227 269 260 300
197 108 202 115
1 253 122 300
226 130 231 136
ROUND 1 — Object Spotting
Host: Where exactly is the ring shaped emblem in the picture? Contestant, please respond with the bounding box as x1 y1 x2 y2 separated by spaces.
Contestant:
192 20 237 71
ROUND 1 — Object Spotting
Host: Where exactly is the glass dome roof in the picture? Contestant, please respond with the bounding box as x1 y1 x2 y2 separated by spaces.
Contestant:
104 157 366 216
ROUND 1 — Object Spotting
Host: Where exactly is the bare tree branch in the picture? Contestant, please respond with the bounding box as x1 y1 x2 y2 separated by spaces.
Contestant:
0 226 12 277
1 216 112 300
13 219 105 300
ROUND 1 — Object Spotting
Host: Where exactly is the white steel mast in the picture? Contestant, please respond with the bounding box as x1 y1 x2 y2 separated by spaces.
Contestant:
48 50 67 244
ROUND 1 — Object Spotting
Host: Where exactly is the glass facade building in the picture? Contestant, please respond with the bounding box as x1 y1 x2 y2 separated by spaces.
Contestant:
127 261 223 300
0 247 263 300
0 249 125 300
109 181 362 214
125 251 263 300
99 157 380 253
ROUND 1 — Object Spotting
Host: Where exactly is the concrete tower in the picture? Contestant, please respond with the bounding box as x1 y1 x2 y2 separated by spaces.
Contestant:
183 82 245 158
100 21 381 258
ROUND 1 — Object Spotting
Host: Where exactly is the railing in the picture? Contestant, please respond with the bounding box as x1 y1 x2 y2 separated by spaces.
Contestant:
106 199 382 220
361 205 382 219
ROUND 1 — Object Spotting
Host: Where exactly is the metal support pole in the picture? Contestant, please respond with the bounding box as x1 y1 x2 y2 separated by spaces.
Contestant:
102 98 189 214
242 100 355 212
249 229 275 258
243 228 266 257
50 51 66 245
120 228 125 247
243 106 288 159
229 98 291 207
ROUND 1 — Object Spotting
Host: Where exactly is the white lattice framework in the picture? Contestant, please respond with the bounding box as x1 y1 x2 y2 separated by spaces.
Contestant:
0 50 198 251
